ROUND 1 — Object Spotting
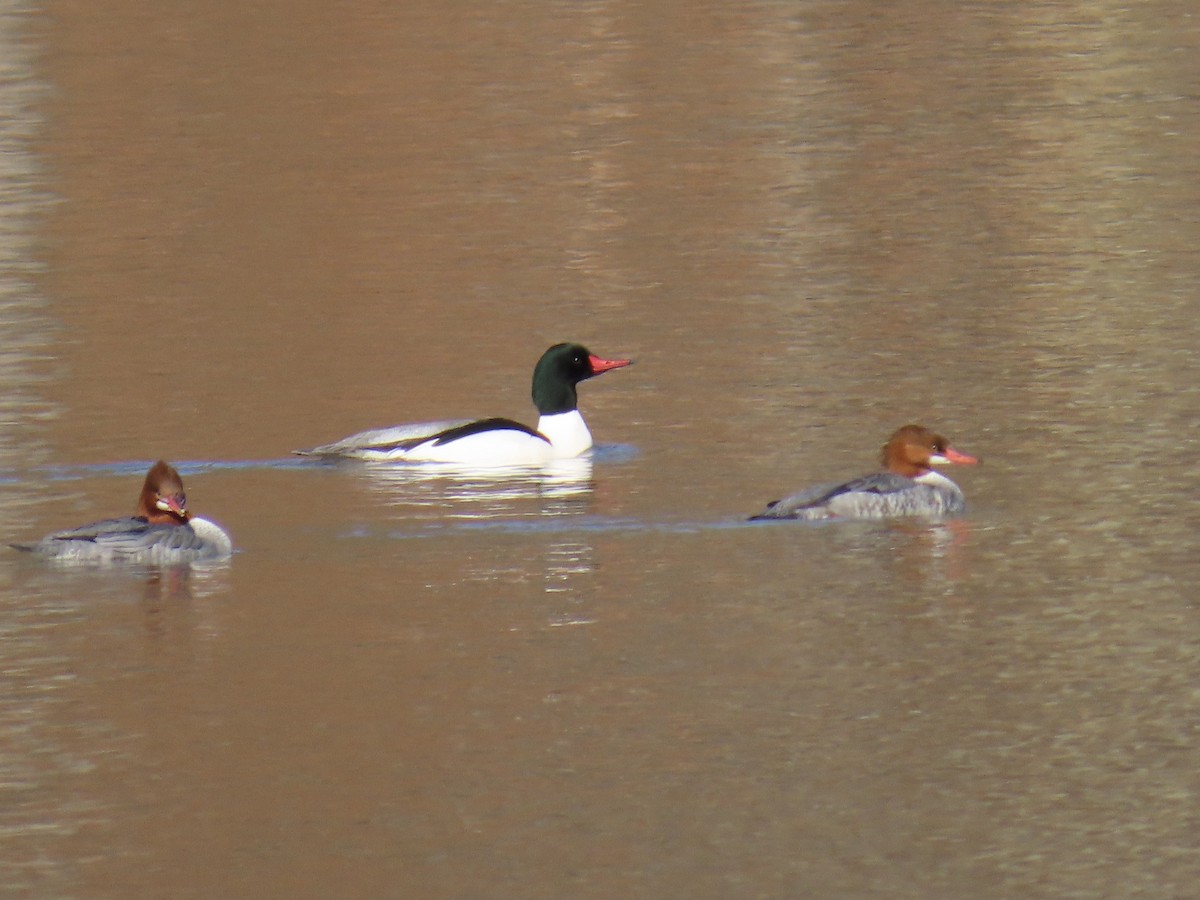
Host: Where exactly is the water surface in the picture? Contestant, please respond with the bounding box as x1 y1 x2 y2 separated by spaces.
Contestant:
1 1 1197 896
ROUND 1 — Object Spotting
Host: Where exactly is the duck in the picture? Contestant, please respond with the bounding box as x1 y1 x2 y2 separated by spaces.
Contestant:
12 460 233 563
295 342 632 466
750 424 979 521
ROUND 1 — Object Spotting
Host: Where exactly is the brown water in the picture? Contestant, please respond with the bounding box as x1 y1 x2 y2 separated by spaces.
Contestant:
1 1 1198 897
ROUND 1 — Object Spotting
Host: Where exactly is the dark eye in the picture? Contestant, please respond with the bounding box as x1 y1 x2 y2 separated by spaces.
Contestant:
179 495 186 506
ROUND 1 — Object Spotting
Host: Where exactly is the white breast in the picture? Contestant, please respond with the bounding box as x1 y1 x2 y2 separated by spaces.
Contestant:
536 410 593 458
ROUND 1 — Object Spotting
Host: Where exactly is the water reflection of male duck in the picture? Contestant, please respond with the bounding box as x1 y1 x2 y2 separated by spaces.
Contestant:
751 425 980 521
295 342 632 467
351 456 596 514
12 461 233 564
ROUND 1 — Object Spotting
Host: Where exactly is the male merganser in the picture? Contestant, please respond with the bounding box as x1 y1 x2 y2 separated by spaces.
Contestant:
750 424 980 521
295 342 632 466
12 460 233 563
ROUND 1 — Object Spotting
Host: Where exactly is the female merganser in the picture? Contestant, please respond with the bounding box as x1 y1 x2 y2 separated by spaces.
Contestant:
751 424 980 521
12 461 233 563
295 342 632 466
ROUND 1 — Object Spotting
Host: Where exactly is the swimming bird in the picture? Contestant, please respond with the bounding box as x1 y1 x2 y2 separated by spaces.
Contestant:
12 460 233 563
295 342 632 466
751 424 979 521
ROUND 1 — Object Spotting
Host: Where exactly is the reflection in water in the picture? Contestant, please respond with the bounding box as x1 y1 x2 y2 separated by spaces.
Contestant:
556 5 636 298
0 0 54 529
0 591 89 897
883 518 975 595
11 559 233 619
0 559 232 892
13 555 233 603
372 456 599 597
18 0 1200 896
542 539 595 598
133 563 233 644
350 454 596 518
0 9 81 895
349 456 604 600
140 562 232 610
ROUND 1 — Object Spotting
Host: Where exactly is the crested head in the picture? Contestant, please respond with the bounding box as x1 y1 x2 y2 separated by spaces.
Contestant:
136 460 190 525
531 343 631 415
881 425 979 478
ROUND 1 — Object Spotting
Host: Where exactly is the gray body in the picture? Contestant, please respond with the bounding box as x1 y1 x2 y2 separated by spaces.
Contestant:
752 470 966 521
16 516 232 564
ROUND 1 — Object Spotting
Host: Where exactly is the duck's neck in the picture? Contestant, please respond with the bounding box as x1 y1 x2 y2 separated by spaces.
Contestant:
533 381 578 416
536 410 592 457
913 469 961 494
